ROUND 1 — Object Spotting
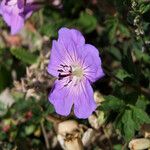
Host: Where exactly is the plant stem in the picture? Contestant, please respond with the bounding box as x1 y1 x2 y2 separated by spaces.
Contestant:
41 121 50 149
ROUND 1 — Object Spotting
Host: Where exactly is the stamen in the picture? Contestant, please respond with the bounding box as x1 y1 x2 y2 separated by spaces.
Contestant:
58 64 72 81
57 63 84 87
59 73 71 78
57 69 64 72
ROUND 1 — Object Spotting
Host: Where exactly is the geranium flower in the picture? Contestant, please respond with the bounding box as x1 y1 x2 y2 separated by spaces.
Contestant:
47 27 104 119
0 0 41 34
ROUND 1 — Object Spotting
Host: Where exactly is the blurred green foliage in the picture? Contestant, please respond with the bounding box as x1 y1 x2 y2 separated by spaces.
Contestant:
0 0 150 149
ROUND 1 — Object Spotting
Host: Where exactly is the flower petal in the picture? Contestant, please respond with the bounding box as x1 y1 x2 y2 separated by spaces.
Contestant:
79 44 104 82
58 27 85 48
1 12 11 26
47 36 80 77
58 27 86 63
10 14 24 35
22 4 41 18
74 78 96 119
49 78 74 116
47 40 73 77
17 0 25 9
48 27 87 78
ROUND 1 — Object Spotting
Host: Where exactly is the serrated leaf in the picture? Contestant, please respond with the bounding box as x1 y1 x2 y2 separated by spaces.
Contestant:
132 106 150 125
10 48 38 64
135 95 149 110
101 95 125 111
122 109 135 141
116 105 150 142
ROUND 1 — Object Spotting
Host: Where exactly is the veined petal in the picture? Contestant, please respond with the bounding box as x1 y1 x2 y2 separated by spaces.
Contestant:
74 78 96 118
49 78 74 116
58 27 85 48
47 40 73 77
79 44 104 82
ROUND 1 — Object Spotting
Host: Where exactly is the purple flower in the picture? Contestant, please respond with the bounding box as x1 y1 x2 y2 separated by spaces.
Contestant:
0 0 41 34
47 27 104 119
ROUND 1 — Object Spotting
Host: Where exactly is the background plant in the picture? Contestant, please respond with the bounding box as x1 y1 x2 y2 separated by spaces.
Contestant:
0 0 150 149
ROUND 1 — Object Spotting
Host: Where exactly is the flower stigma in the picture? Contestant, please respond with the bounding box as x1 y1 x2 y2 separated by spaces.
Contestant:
72 65 84 78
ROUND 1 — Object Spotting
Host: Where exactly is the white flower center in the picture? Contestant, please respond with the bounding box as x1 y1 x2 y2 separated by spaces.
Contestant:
72 65 84 78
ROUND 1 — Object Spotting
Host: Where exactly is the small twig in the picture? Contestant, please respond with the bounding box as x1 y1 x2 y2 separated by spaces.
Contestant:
41 121 50 149
121 143 127 150
46 115 63 124
0 31 8 46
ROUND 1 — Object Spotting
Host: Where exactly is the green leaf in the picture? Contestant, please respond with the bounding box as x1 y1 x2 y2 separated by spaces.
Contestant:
140 3 150 14
108 46 122 61
101 95 125 111
77 12 97 33
106 17 118 44
40 23 58 37
121 49 138 77
115 69 130 80
135 95 149 110
45 103 55 115
25 125 36 135
133 48 150 64
118 23 130 37
0 47 4 55
10 48 38 64
113 144 122 150
132 106 150 125
116 106 150 142
45 120 53 131
122 109 135 141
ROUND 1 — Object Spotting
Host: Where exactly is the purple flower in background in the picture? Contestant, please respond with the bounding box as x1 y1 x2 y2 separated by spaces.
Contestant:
47 27 104 119
0 0 41 34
